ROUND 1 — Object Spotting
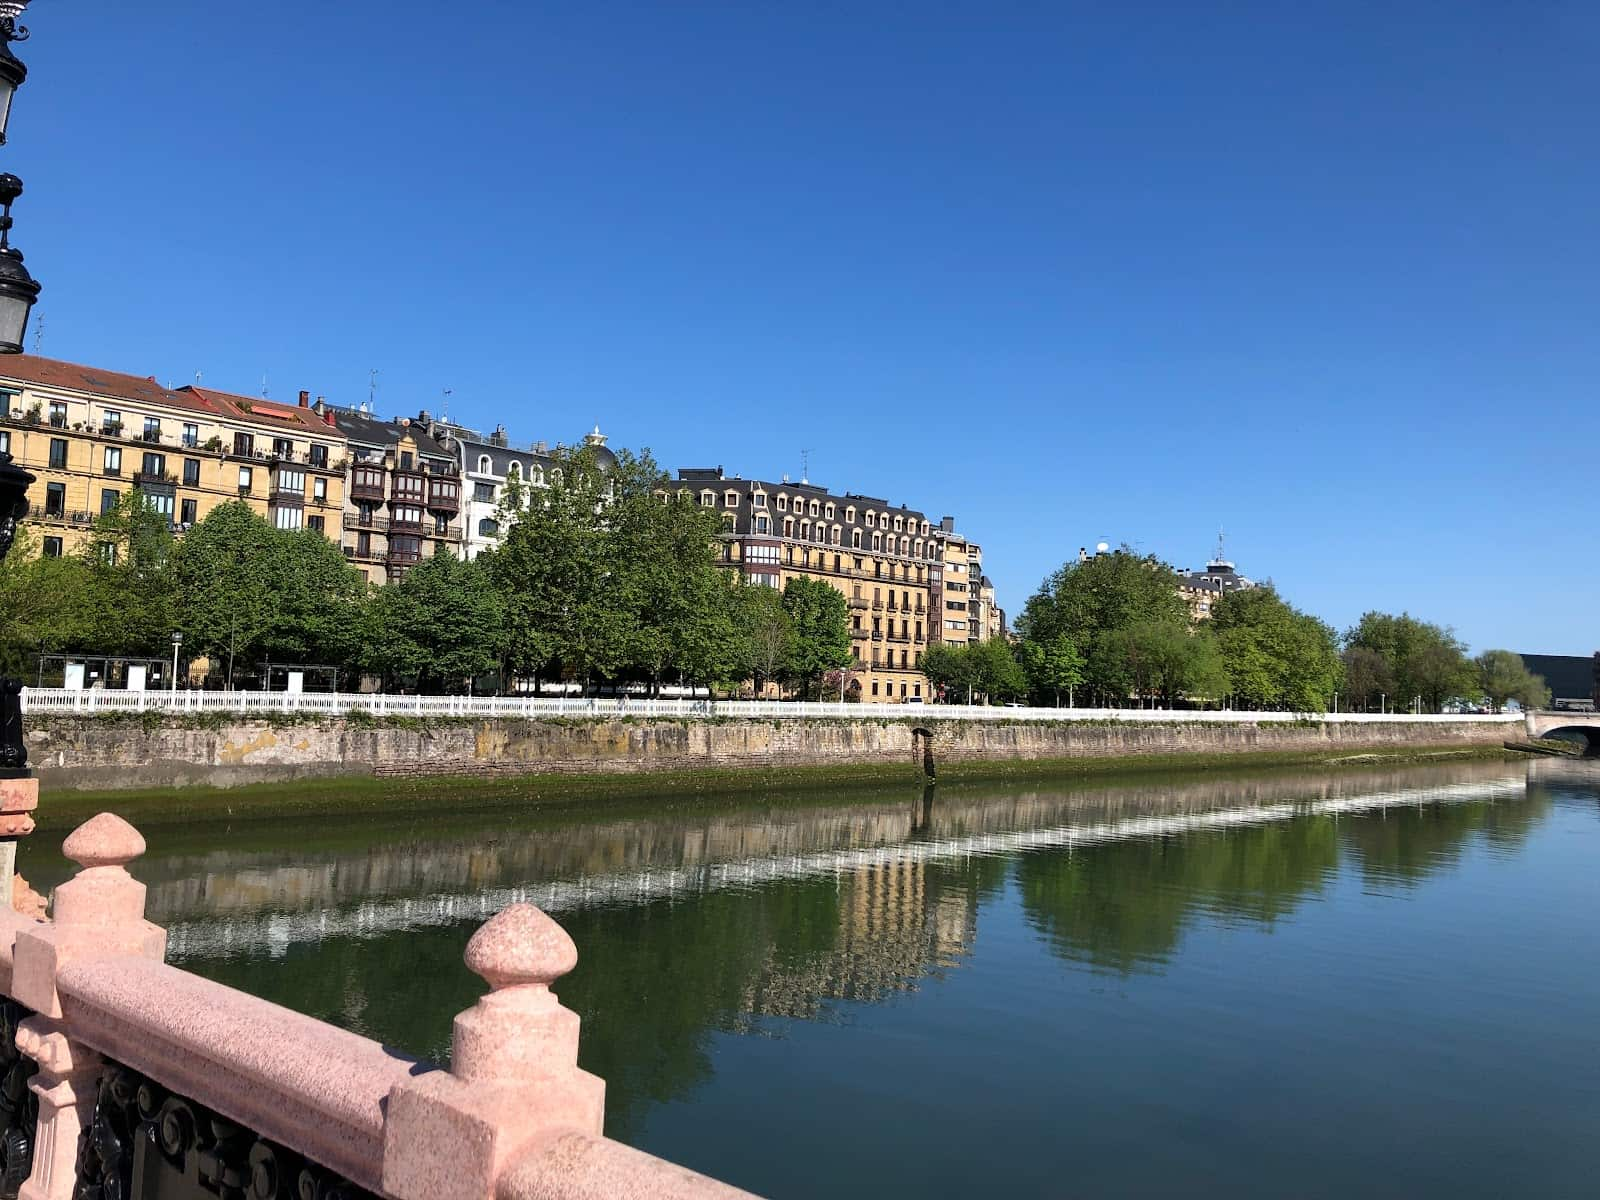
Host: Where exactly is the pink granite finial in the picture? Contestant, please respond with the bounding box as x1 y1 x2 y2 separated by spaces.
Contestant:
464 903 578 993
61 813 146 870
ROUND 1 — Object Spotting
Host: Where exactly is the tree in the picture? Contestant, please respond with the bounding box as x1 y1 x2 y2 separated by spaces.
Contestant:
1210 588 1342 711
1094 620 1228 707
170 502 364 683
1019 633 1086 706
921 643 980 704
729 583 792 697
1474 650 1549 713
971 637 1028 703
1341 647 1394 712
780 576 851 699
1346 612 1474 714
361 551 507 692
1017 548 1191 704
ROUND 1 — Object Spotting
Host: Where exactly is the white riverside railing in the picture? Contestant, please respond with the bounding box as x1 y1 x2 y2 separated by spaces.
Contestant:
18 687 1526 724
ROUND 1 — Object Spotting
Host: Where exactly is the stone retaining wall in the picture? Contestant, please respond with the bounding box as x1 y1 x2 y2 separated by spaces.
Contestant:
21 713 1519 791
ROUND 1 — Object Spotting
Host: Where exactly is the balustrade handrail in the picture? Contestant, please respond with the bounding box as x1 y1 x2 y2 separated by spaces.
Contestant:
16 687 1527 724
0 812 761 1200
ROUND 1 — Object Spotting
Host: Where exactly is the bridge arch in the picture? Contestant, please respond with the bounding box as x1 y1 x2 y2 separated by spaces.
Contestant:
1525 711 1600 755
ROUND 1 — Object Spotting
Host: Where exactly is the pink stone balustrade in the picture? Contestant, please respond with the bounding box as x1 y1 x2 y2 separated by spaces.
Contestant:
0 811 761 1200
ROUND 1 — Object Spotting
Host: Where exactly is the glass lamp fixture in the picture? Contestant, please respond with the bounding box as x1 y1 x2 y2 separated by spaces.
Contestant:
0 3 28 145
0 173 38 355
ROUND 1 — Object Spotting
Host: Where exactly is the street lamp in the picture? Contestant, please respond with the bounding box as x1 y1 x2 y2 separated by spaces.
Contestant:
0 173 39 354
170 631 183 693
0 7 30 146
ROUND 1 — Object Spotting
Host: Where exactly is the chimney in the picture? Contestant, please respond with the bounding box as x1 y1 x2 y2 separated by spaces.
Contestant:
298 389 309 408
324 408 336 426
1078 547 1088 563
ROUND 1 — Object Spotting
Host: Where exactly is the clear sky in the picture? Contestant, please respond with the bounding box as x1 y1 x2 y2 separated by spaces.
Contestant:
11 1 1598 653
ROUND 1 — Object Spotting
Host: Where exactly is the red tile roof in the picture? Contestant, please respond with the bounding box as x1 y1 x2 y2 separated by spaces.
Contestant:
0 354 342 438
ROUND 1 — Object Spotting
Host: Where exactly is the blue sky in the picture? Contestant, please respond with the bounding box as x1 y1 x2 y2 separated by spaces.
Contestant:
13 1 1598 652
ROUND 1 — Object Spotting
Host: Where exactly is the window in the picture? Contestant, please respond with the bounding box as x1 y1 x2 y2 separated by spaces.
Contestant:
747 572 780 588
183 458 200 486
865 511 876 528
434 514 449 535
746 543 779 564
309 443 328 468
103 447 121 476
49 401 67 427
477 455 492 474
753 492 767 507
851 530 861 549
724 491 739 508
356 531 372 557
776 494 788 511
872 681 879 697
824 504 834 520
275 468 306 497
393 505 424 527
754 515 770 533
141 453 165 478
308 515 325 534
238 467 253 494
180 499 197 525
273 438 294 458
143 417 161 441
44 482 64 517
550 468 562 486
234 433 254 457
143 490 175 521
809 501 819 517
48 438 67 469
313 477 327 501
474 482 495 503
399 450 414 470
478 518 500 537
274 506 303 531
42 536 61 557
0 430 7 455
182 423 199 448
700 491 715 506
529 465 544 486
99 488 119 515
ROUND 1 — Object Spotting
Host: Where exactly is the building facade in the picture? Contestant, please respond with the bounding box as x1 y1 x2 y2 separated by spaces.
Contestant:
0 355 347 556
1178 548 1257 619
455 425 616 560
676 467 937 703
325 407 461 584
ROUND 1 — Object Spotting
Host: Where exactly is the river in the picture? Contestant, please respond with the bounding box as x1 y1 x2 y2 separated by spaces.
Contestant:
18 758 1600 1198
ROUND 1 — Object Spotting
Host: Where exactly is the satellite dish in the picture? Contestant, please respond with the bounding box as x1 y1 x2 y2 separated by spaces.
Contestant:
1096 541 1110 554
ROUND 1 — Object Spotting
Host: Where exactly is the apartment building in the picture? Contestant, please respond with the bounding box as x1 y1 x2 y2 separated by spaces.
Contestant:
325 406 461 583
676 467 937 703
0 355 346 556
1178 545 1257 620
455 424 616 559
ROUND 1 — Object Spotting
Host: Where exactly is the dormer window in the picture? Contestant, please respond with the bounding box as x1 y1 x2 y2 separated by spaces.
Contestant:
701 491 715 506
755 514 770 533
477 454 492 474
776 494 788 511
800 521 811 541
808 500 819 517
753 492 767 508
725 490 739 508
824 503 834 520
852 530 861 548
865 511 876 528
529 465 544 486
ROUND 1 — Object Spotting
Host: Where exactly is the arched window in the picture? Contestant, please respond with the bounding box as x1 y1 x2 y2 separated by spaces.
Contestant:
525 464 540 486
506 463 520 480
550 468 563 486
477 455 491 474
478 517 499 537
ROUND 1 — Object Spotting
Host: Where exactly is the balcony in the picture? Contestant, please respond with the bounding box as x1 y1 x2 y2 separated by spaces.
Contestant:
848 597 869 610
871 631 884 641
426 484 460 515
48 414 67 429
269 489 305 507
343 512 390 533
100 423 123 438
349 478 385 502
389 517 424 535
851 626 869 639
133 471 176 488
386 549 421 567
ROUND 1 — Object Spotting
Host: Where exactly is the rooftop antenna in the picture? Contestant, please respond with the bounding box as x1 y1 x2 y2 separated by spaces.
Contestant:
30 313 40 355
441 387 452 424
800 448 814 485
260 373 269 399
194 370 202 385
366 368 378 415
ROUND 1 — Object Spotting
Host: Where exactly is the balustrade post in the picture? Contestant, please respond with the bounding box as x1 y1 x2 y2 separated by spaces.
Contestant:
12 815 163 1200
382 904 604 1200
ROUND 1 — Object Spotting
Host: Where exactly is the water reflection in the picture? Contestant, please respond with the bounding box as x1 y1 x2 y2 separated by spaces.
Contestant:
15 759 1577 1150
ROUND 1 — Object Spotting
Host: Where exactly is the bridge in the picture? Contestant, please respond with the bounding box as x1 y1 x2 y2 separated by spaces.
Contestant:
1526 709 1600 753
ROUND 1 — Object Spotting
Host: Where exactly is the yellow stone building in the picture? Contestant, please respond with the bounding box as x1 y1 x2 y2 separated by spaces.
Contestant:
676 467 937 703
0 355 347 556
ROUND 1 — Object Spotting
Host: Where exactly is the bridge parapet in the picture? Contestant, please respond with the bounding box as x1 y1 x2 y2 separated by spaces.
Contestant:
0 814 761 1200
1524 710 1600 743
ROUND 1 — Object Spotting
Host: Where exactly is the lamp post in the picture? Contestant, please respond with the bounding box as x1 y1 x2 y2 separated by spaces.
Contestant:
0 448 31 910
0 4 38 355
170 631 183 693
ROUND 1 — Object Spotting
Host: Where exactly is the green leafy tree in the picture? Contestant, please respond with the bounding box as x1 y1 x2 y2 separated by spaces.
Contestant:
780 576 851 699
362 550 507 692
971 637 1028 703
1346 612 1474 713
170 501 364 683
1019 633 1086 706
1340 646 1394 712
728 582 792 696
1474 650 1549 712
1210 587 1342 711
1095 620 1227 706
921 642 980 704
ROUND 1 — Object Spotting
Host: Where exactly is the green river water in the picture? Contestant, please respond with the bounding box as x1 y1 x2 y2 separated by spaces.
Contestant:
17 757 1600 1198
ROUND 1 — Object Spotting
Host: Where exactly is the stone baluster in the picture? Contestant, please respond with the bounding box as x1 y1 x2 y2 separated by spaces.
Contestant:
0 774 37 914
383 904 605 1200
11 814 165 1200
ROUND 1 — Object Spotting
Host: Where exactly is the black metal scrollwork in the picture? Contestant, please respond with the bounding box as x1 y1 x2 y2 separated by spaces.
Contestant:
0 1001 38 1200
74 1064 374 1200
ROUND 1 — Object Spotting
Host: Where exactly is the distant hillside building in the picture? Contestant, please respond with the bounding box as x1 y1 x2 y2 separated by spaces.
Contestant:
1178 541 1257 620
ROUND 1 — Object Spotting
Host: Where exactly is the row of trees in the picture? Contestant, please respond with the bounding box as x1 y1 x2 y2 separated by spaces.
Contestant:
1011 547 1545 713
0 448 860 697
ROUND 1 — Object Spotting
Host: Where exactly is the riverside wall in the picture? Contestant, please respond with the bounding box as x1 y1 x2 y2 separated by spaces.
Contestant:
20 713 1519 791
